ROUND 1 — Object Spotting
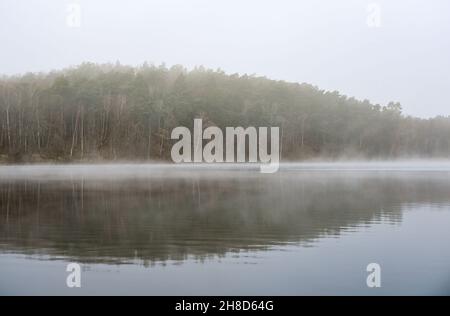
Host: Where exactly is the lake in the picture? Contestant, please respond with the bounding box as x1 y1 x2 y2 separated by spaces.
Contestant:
1 162 450 295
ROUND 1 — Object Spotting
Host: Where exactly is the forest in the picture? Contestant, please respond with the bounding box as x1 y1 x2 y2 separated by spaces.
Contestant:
0 62 449 162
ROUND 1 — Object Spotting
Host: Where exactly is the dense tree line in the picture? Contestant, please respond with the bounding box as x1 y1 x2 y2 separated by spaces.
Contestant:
0 62 449 162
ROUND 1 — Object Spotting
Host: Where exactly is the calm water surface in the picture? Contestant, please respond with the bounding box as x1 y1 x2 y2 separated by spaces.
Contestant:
0 163 450 295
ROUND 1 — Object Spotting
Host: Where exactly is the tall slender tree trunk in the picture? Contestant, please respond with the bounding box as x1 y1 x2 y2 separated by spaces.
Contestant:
300 116 306 149
80 105 84 159
36 102 41 153
70 107 80 158
147 118 151 160
6 105 11 153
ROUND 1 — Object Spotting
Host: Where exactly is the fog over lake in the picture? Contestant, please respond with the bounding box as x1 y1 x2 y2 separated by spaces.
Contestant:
1 162 450 295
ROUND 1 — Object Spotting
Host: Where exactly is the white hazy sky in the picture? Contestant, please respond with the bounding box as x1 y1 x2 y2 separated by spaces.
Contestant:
0 0 449 118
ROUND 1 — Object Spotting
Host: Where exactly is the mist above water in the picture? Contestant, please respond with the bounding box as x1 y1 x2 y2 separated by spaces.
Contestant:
1 161 450 181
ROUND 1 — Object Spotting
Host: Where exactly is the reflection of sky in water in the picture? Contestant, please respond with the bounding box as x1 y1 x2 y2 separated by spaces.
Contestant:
1 164 450 295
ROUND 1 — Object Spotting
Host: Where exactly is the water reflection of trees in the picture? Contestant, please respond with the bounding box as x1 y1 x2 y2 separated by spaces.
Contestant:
1 172 449 265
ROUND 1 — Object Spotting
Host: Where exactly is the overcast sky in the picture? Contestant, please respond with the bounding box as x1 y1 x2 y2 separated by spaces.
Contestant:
0 0 449 118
